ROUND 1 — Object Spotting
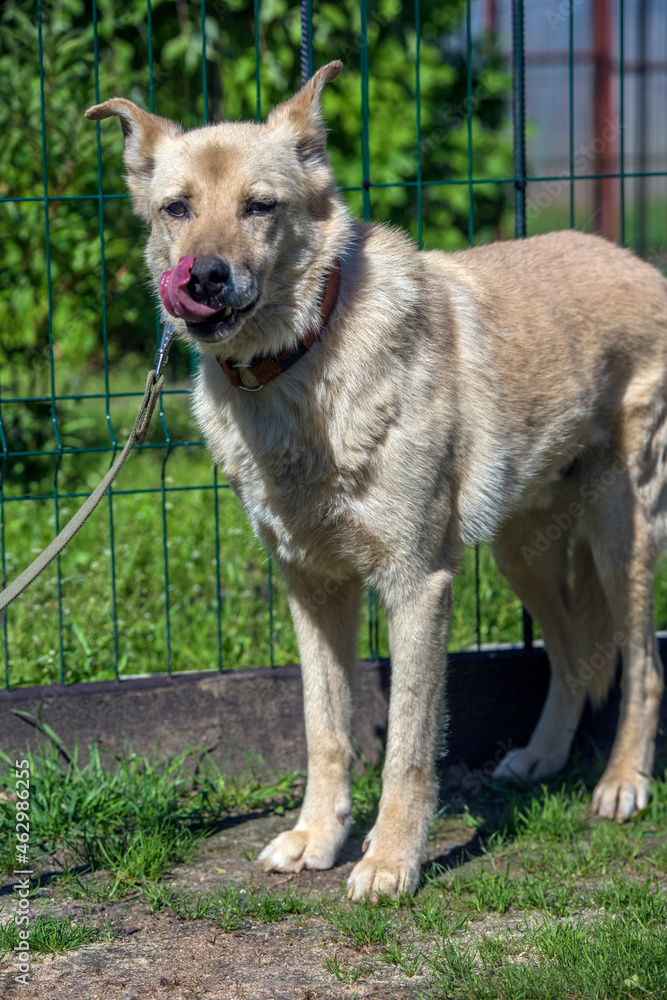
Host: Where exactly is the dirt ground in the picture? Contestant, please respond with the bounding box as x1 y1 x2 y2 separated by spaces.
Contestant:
0 808 484 1000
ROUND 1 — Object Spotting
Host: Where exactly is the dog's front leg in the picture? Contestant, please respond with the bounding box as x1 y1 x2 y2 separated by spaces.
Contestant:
259 570 362 874
347 568 452 900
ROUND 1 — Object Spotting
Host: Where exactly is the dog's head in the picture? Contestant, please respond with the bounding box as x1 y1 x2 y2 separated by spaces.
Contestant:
85 61 347 358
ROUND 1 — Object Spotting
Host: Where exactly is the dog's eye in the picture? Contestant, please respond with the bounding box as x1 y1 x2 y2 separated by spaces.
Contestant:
245 200 277 217
164 201 189 218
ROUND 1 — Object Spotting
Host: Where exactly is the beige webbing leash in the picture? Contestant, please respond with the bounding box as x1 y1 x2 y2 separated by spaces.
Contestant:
0 322 175 614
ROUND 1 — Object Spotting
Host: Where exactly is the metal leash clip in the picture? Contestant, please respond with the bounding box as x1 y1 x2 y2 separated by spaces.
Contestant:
231 362 265 392
154 314 177 381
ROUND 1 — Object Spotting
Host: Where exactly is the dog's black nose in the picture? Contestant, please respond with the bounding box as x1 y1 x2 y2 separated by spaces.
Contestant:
189 256 231 304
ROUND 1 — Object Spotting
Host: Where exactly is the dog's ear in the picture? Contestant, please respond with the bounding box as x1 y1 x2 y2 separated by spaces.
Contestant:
267 60 342 165
85 99 182 219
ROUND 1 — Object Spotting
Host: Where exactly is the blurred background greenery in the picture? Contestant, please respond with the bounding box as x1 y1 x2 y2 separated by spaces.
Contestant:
0 0 513 393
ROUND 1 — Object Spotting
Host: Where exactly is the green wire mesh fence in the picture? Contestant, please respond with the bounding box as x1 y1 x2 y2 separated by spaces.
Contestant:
1 0 666 689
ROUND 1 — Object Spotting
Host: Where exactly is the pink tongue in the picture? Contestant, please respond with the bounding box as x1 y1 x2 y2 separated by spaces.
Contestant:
159 255 222 323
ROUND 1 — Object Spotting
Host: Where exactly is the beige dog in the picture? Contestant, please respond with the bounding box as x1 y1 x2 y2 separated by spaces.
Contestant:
86 61 666 900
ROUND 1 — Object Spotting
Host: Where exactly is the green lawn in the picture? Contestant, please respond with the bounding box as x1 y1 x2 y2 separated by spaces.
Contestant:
1 736 666 997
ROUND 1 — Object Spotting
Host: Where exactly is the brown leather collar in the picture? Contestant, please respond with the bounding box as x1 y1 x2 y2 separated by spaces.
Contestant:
216 259 341 391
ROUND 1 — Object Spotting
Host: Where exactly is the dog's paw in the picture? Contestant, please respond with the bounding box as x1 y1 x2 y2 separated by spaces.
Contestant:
258 828 341 874
493 747 565 784
346 855 420 901
592 771 650 821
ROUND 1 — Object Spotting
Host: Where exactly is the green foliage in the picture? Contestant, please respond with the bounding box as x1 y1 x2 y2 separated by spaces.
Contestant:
1 0 153 380
0 0 511 388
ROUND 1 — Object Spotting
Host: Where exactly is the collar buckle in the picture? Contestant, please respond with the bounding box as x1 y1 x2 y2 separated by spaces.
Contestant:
234 364 265 391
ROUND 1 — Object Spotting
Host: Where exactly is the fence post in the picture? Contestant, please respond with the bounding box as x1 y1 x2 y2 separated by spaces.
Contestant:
512 0 526 240
300 0 313 85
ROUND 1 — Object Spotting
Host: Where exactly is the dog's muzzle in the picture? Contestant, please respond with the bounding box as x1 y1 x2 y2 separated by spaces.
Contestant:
159 255 257 330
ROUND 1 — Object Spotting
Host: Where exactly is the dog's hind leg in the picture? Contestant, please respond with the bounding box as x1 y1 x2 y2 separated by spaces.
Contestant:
585 481 664 819
568 537 618 710
258 570 362 874
492 515 586 783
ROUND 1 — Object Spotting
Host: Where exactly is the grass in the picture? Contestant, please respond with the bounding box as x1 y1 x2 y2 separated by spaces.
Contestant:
325 896 405 948
141 880 318 931
0 910 115 957
324 951 376 983
421 882 667 1000
0 727 304 887
1 733 666 992
414 776 667 998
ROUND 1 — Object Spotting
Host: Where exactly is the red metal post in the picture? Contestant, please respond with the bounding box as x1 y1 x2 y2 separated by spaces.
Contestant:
484 0 498 34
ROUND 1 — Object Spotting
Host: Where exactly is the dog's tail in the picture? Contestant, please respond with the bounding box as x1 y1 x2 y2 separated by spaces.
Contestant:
570 539 618 708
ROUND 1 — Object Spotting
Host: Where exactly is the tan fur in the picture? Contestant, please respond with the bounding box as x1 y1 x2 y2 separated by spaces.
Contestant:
86 62 667 899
